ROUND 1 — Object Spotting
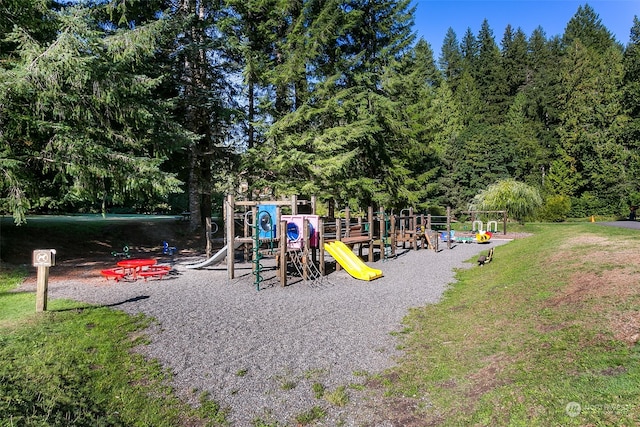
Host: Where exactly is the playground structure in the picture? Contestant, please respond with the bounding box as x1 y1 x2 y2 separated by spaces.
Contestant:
187 194 507 287
222 195 325 288
464 210 507 243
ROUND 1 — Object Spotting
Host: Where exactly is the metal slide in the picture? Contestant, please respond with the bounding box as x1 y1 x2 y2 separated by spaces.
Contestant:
324 241 383 281
185 241 243 269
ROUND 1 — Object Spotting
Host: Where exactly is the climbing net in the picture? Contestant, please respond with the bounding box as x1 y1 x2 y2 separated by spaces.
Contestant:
287 246 335 289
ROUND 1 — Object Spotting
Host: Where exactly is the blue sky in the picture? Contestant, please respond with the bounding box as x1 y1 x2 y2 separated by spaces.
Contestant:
412 1 640 51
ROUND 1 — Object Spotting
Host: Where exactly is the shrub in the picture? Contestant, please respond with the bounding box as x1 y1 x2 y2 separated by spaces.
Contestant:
539 195 571 222
470 179 542 224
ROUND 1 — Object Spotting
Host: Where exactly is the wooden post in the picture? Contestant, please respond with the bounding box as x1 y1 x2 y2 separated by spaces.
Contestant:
390 215 396 257
379 207 386 259
410 208 417 251
303 218 309 281
205 216 212 258
319 218 326 276
36 266 49 312
335 217 342 271
367 206 374 262
279 220 287 286
503 210 507 235
226 194 235 279
291 194 298 215
344 207 350 237
447 206 452 250
33 249 55 313
418 214 424 249
311 195 317 214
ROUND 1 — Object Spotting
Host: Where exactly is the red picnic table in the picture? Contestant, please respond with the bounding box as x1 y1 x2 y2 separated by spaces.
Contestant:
101 258 170 281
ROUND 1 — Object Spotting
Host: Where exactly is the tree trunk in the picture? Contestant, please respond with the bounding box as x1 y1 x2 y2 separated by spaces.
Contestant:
188 150 201 231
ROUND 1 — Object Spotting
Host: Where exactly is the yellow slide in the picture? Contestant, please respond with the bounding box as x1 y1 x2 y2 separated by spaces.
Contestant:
324 241 383 281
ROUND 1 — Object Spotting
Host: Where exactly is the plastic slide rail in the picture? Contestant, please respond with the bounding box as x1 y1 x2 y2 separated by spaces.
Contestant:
185 240 243 269
324 241 383 281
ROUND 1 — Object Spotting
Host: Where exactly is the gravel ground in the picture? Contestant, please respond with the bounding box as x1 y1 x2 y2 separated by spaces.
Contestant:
45 239 509 426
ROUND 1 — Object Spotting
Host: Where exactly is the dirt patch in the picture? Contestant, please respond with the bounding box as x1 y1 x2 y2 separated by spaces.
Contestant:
465 353 512 400
0 217 208 284
544 234 640 345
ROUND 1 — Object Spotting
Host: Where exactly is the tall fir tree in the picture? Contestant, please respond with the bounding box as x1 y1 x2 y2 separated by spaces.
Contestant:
474 19 508 123
384 38 442 209
0 3 188 223
622 16 640 199
256 0 418 209
554 5 626 215
500 25 529 98
170 0 241 228
438 27 462 87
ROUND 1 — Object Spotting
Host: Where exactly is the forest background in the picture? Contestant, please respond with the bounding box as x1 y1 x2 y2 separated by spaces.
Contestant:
2 0 640 229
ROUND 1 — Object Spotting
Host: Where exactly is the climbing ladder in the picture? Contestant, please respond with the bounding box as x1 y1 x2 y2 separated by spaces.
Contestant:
249 209 275 291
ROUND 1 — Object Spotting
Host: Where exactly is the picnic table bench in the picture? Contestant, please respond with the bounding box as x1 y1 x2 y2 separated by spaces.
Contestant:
100 267 127 281
137 265 172 280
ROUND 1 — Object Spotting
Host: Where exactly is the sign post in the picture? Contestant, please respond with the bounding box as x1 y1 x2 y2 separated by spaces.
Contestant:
32 249 56 312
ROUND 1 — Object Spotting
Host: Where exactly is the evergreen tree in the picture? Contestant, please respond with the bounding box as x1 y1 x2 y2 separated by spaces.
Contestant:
520 28 562 191
440 122 512 209
503 92 546 186
563 4 620 53
384 38 442 209
0 3 188 223
256 0 418 209
170 0 241 228
453 69 481 126
622 16 640 198
556 37 626 214
500 25 529 98
438 27 462 88
475 19 508 122
427 82 463 208
460 27 478 71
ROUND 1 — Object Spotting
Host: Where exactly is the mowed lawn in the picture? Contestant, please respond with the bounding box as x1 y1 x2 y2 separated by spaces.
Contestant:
382 222 640 426
1 220 639 425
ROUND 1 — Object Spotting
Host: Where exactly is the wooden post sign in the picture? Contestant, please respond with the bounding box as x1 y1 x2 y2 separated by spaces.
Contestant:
32 249 56 312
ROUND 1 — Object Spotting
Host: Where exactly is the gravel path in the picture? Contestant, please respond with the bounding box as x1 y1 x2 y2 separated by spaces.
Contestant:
46 240 509 426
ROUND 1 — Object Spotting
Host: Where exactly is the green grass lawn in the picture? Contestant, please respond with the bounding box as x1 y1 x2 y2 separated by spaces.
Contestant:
0 269 228 426
2 221 639 426
384 222 640 425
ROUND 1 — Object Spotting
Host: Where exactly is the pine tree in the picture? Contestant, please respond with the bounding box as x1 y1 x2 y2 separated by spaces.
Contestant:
520 28 563 191
500 25 529 98
460 27 478 71
438 28 462 88
0 3 188 223
563 4 620 53
384 38 442 209
503 92 546 186
427 82 463 208
622 16 640 200
169 0 241 228
259 0 418 209
556 19 626 214
475 19 508 123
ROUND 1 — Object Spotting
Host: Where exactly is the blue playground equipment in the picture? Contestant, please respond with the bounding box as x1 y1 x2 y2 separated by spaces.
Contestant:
257 204 277 240
162 241 177 256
